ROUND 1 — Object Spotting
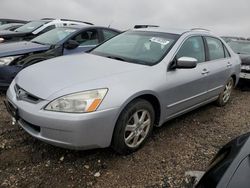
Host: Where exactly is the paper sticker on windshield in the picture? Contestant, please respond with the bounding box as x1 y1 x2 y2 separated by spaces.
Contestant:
150 37 170 45
65 29 76 33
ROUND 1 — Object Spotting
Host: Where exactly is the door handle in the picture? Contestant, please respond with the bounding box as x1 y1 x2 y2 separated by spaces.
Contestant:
201 69 210 75
227 62 232 68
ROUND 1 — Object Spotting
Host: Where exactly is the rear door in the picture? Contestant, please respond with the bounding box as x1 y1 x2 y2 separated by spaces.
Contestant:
204 36 231 98
165 36 211 117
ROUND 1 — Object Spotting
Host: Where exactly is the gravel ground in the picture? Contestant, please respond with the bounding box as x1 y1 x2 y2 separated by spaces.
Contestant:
0 84 250 188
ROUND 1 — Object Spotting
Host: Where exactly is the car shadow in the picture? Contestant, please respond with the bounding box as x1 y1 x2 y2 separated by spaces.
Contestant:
237 79 250 91
28 101 216 163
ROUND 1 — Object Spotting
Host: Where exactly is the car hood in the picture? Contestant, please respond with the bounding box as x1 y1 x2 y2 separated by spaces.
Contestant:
239 54 250 65
0 41 51 57
15 53 145 99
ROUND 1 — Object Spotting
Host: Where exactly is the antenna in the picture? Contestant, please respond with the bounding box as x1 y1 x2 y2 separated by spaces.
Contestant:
108 20 113 28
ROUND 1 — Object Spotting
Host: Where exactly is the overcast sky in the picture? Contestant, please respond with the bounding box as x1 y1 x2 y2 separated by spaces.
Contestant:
1 0 249 37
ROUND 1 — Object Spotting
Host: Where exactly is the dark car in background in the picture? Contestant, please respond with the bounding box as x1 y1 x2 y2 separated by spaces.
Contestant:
227 40 250 81
0 18 27 26
0 25 120 89
221 36 246 43
0 18 93 43
0 23 25 31
197 132 250 188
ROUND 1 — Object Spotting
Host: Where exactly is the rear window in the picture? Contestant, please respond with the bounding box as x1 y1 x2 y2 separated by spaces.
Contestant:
206 37 225 61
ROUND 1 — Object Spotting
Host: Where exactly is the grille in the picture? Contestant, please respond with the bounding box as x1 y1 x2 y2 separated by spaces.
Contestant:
14 84 41 103
241 69 250 74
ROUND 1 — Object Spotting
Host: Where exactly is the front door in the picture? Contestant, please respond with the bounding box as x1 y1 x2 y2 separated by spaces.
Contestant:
164 36 210 118
63 29 100 55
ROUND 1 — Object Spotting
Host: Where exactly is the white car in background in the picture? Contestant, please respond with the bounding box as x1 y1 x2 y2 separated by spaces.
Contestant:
0 18 93 43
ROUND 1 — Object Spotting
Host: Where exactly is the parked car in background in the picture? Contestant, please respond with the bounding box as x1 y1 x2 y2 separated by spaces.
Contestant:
196 132 250 188
227 39 250 80
0 18 93 43
221 36 246 42
5 27 240 154
0 18 27 25
0 23 25 31
0 25 120 89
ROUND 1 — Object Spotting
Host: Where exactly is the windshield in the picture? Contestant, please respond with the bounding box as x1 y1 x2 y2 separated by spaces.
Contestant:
228 41 250 55
31 27 76 45
91 31 179 65
15 21 47 32
0 24 13 30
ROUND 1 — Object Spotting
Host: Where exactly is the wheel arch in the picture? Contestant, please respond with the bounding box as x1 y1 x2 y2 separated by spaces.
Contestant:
230 74 237 87
115 91 162 127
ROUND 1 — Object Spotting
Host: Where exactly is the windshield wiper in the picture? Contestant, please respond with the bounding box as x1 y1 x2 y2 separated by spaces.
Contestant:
107 56 126 62
31 41 44 45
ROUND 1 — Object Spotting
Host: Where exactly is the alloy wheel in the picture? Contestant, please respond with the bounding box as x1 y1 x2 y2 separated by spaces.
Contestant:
222 79 233 103
124 110 151 148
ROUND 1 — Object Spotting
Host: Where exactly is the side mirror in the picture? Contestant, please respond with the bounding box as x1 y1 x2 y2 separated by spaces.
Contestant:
172 57 198 69
64 40 80 50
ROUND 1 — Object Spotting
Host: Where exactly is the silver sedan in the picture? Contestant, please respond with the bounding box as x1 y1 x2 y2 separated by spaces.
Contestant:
5 27 241 154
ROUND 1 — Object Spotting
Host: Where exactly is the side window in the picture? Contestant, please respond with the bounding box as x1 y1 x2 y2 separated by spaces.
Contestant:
176 36 205 63
39 25 56 34
206 37 225 61
103 29 118 41
71 29 99 46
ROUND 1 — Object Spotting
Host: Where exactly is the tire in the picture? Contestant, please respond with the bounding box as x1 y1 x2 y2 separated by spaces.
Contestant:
216 77 234 107
112 99 155 155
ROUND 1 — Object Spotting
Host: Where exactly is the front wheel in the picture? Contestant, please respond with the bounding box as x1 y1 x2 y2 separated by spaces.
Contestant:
112 99 155 155
216 77 234 106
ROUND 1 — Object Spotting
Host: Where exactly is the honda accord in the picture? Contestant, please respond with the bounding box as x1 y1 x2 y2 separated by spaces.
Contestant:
5 27 241 154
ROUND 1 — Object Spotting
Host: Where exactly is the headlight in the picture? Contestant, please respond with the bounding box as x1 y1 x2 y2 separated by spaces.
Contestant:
45 89 108 113
0 38 4 43
241 65 250 70
0 56 20 66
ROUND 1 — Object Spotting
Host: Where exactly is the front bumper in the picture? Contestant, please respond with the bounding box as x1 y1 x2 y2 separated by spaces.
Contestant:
6 84 120 150
240 65 250 80
240 72 250 80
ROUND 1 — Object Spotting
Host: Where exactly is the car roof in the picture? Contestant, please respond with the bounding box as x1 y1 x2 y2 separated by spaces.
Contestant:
56 25 121 32
40 18 93 25
0 18 27 23
132 26 211 35
60 25 92 29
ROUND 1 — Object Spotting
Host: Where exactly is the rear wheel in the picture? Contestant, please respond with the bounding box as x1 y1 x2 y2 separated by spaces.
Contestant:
112 99 155 155
216 77 234 106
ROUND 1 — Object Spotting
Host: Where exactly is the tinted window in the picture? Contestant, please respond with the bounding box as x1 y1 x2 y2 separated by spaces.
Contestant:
206 37 225 61
103 29 118 41
91 31 179 66
72 29 99 46
176 36 205 63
